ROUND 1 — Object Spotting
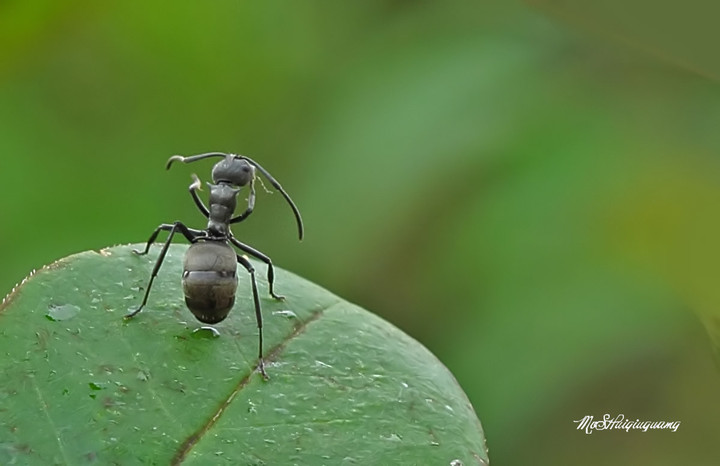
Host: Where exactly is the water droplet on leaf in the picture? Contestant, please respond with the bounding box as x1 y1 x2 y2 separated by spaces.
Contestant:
46 304 80 321
192 326 220 339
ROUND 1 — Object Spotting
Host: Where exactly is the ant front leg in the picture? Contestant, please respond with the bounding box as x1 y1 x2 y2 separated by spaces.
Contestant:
236 254 269 380
188 174 210 218
230 181 256 224
126 221 201 319
230 236 284 300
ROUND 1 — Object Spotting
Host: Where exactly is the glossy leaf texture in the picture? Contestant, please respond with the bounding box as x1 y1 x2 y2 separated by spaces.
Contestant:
0 244 488 465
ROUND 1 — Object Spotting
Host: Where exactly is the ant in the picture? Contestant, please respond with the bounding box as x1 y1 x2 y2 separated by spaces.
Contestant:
124 152 303 379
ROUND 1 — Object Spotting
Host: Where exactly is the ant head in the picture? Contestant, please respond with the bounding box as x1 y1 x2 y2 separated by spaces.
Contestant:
211 154 255 187
166 151 305 240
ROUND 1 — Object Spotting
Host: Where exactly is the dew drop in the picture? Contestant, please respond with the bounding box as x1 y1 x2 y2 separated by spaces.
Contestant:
46 304 80 321
192 326 220 339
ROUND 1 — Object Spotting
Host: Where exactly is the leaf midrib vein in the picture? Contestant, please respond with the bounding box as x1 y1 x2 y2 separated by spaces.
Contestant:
171 299 342 464
31 374 70 464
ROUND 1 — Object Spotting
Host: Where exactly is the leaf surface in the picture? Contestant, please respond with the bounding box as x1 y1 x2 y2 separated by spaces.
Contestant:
0 244 487 465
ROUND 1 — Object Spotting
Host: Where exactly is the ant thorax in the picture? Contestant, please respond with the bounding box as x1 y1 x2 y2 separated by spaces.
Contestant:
206 183 240 236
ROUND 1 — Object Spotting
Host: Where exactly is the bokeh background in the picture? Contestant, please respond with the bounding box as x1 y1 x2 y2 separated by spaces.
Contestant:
2 1 720 464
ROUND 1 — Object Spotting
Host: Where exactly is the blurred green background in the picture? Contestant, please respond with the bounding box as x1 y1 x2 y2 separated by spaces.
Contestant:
2 1 720 464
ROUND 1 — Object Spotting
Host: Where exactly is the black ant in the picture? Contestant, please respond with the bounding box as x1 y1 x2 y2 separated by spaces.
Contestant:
124 152 303 379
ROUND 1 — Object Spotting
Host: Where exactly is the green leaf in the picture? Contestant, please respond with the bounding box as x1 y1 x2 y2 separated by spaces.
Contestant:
0 244 488 465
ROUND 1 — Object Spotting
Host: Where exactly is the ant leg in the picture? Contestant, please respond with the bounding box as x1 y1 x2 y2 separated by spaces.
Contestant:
237 254 268 380
126 221 200 319
133 224 173 256
188 174 210 218
229 237 283 300
230 182 255 224
133 223 204 255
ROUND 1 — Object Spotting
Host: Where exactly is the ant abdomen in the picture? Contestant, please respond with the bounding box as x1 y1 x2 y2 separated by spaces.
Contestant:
182 241 238 323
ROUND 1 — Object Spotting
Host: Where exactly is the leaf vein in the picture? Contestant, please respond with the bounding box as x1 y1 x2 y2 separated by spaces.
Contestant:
171 299 343 464
31 374 70 464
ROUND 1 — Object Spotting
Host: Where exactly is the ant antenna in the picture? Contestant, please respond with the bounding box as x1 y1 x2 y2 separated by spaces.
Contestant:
166 152 304 240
